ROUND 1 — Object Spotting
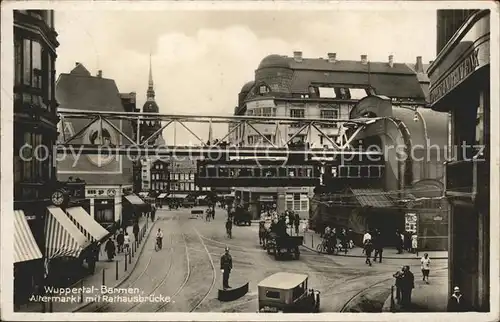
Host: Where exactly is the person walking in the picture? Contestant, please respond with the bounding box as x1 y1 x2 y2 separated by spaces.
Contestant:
220 247 233 289
364 239 373 266
420 253 431 284
372 229 383 263
105 238 116 261
400 266 415 309
447 286 468 312
124 232 131 254
151 204 157 222
411 233 418 254
133 221 140 245
393 266 405 304
396 230 403 254
362 230 372 255
116 229 124 253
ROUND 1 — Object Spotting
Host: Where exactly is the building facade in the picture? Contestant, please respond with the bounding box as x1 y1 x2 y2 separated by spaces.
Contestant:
56 64 136 228
150 159 170 193
233 52 431 219
427 9 490 311
169 158 209 199
13 9 59 304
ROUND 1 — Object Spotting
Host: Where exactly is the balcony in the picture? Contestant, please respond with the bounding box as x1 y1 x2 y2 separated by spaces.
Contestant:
445 157 489 202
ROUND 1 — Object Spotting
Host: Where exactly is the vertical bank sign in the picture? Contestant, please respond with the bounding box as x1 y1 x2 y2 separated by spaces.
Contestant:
57 118 123 174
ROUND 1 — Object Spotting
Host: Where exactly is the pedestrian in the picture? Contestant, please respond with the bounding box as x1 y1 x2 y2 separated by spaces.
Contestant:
420 253 431 284
447 286 468 312
411 233 418 254
220 247 233 289
372 230 383 263
116 229 124 253
364 239 373 266
294 213 300 235
124 232 130 253
133 221 140 245
396 230 403 254
151 204 156 222
105 238 116 261
400 265 415 308
362 230 372 255
393 266 405 304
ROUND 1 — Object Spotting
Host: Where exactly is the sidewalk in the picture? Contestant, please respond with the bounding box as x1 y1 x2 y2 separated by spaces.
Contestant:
17 215 156 313
301 230 448 260
382 267 448 312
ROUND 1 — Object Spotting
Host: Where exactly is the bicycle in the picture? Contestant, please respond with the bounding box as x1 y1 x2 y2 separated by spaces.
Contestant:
155 237 162 251
316 240 328 254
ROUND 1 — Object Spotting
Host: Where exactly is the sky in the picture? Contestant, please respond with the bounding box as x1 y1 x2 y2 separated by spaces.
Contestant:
55 9 437 145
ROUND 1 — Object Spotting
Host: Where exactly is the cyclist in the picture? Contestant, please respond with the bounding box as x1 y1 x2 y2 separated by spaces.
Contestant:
156 228 163 250
225 218 233 239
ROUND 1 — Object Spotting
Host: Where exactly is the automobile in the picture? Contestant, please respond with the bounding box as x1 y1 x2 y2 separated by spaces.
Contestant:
257 272 320 313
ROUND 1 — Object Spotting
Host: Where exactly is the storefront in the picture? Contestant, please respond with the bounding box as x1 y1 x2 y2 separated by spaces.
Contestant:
85 185 134 230
427 9 490 311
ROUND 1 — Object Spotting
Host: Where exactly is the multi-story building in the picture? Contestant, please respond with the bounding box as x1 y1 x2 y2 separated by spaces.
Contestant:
233 52 431 219
13 9 59 305
150 159 170 193
427 9 490 311
56 64 144 229
169 158 209 200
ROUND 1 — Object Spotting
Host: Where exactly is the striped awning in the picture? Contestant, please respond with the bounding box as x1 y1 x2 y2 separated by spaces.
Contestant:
157 193 167 199
66 207 109 242
14 210 43 263
45 206 90 259
124 194 146 205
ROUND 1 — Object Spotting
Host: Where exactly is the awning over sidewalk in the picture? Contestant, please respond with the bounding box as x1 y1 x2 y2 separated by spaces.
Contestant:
14 210 43 263
124 194 146 205
45 206 90 259
157 193 167 199
66 207 109 242
259 195 275 202
168 194 188 199
350 188 394 208
196 195 205 200
138 192 148 198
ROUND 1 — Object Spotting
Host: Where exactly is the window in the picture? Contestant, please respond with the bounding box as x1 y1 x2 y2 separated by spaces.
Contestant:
290 109 305 118
285 193 309 211
259 85 269 94
189 173 195 180
266 291 280 299
320 109 339 128
319 135 338 146
14 38 22 85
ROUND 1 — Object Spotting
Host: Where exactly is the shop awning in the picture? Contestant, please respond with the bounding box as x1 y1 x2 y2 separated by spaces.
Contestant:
66 207 109 242
45 206 90 259
350 189 394 208
14 210 43 263
196 195 205 200
138 192 148 198
157 193 168 199
168 194 188 199
124 194 146 205
222 192 235 198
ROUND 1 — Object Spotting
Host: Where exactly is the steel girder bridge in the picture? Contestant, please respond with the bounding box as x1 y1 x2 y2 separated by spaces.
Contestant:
56 109 383 159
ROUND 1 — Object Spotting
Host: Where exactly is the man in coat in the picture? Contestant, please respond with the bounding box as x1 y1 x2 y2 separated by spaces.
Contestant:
400 265 415 308
220 247 233 289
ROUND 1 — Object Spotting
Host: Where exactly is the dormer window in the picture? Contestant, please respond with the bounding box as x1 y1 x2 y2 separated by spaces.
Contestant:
259 85 270 95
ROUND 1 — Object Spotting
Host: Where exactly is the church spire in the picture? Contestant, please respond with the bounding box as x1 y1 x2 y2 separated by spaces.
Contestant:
147 52 155 101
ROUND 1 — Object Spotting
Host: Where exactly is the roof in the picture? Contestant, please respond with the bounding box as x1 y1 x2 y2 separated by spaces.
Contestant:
253 55 427 100
258 272 308 289
143 100 159 113
56 64 126 113
350 188 394 208
240 81 255 93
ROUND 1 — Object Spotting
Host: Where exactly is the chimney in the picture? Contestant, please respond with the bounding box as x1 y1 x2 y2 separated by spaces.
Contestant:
415 56 424 73
293 51 303 62
388 55 394 68
75 62 80 66
361 54 368 64
327 53 337 63
97 70 102 78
